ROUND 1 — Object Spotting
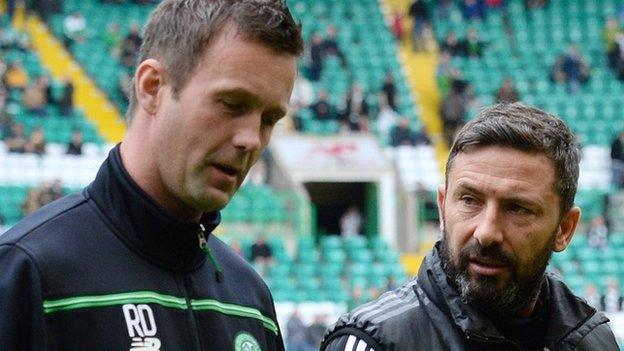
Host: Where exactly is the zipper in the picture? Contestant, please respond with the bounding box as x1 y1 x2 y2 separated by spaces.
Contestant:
197 224 208 253
466 331 520 350
181 273 203 351
197 224 223 282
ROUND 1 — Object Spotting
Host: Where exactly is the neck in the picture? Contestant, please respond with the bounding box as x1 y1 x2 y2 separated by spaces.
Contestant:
121 125 202 222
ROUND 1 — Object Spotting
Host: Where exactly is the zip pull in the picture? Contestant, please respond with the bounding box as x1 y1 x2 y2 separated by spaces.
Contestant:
197 224 223 283
197 224 208 253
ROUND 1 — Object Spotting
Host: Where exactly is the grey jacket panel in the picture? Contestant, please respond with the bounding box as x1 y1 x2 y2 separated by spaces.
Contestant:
322 242 618 351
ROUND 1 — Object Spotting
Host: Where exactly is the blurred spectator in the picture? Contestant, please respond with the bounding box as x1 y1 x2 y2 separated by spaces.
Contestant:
66 129 84 156
118 70 132 104
59 78 74 117
382 72 397 111
348 285 366 310
610 131 624 188
311 90 334 121
25 126 46 155
4 61 28 91
307 32 324 81
305 315 328 350
436 0 453 20
463 28 485 57
0 213 6 235
125 22 143 49
437 51 453 97
22 76 49 116
340 205 362 237
39 180 64 206
250 234 273 264
613 33 624 81
461 0 485 21
30 0 62 21
441 86 466 144
120 36 139 70
495 77 520 103
391 11 404 41
5 122 27 153
441 31 464 56
584 283 603 311
286 309 309 351
602 278 623 313
525 0 548 9
0 113 13 139
63 11 87 48
605 18 621 69
390 117 417 147
409 0 430 51
105 22 123 57
376 94 399 144
413 125 432 146
368 285 381 301
386 276 399 291
322 26 346 67
120 22 142 70
21 188 41 216
339 84 369 132
485 0 503 8
558 44 591 94
588 215 608 250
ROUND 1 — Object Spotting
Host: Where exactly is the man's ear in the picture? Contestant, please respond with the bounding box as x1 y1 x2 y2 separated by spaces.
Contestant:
437 185 446 232
134 58 166 116
554 206 581 252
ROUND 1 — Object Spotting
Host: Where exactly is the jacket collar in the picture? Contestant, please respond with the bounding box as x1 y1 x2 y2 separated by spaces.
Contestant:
87 144 221 272
419 241 608 347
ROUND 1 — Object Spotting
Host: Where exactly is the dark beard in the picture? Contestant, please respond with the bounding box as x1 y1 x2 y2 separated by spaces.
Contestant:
439 230 554 316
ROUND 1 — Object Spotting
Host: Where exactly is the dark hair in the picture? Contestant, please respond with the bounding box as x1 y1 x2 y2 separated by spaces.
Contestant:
445 103 580 215
126 0 303 122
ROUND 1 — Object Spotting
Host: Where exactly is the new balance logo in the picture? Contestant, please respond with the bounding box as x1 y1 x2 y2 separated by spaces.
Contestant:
122 304 161 351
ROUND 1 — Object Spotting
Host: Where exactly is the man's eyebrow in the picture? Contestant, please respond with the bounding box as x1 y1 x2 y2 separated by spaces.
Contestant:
454 182 482 196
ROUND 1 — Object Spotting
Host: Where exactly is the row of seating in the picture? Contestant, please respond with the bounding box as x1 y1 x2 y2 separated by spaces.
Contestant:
233 234 408 303
436 0 624 146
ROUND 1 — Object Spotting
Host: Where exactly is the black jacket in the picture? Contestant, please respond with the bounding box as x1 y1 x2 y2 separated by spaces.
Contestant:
322 242 617 351
0 145 284 350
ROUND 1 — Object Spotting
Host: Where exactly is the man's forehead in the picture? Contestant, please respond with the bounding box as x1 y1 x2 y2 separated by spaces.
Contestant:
447 146 557 193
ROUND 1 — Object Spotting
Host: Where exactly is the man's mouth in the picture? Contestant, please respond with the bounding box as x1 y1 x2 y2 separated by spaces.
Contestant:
213 163 241 177
468 257 508 276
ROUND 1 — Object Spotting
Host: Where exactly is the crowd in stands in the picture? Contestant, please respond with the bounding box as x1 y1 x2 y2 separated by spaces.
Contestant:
0 20 78 155
583 278 623 313
20 179 65 217
611 131 624 189
550 44 591 94
603 16 624 84
286 310 329 351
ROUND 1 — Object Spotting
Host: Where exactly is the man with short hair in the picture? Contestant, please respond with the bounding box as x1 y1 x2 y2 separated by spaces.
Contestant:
0 1 303 349
321 103 618 350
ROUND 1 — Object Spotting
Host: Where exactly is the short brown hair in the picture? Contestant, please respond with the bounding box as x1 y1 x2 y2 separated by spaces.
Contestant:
445 103 580 215
126 0 303 122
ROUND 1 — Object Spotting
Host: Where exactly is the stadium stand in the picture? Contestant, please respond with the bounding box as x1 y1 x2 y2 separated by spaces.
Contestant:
2 0 624 347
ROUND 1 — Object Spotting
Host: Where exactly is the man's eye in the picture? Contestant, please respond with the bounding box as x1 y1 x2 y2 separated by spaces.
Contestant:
460 196 477 205
509 204 531 215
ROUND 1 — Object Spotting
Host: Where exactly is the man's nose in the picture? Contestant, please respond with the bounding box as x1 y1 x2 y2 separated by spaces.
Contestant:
472 205 504 248
232 114 262 152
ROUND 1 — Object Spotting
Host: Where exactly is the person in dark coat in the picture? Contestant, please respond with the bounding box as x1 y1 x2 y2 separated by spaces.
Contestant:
322 103 618 351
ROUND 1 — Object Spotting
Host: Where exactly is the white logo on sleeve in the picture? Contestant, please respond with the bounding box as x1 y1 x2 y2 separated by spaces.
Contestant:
122 304 161 351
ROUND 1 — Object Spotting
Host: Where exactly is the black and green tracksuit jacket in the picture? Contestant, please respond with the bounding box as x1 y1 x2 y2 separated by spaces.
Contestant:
0 145 284 351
